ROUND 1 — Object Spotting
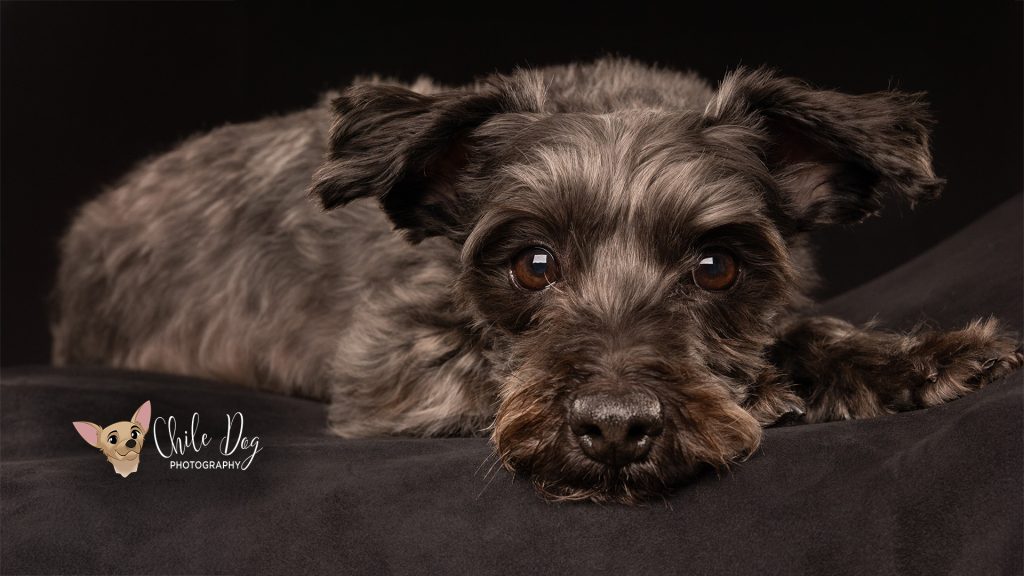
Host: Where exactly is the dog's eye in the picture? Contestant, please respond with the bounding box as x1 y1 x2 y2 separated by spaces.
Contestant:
107 434 117 444
131 430 139 440
693 251 739 291
511 247 561 291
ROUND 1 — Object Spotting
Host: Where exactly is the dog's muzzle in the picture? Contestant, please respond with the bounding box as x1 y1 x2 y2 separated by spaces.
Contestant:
568 389 664 467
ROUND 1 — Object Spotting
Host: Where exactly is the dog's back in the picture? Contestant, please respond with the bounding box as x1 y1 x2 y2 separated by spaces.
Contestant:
52 106 345 397
51 59 714 399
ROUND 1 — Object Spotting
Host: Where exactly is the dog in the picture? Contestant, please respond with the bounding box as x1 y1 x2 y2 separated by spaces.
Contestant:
73 401 152 477
52 58 1022 501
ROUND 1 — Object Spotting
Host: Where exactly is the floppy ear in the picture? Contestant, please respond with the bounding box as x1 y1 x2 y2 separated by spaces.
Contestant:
310 78 540 242
704 68 944 228
132 401 152 434
73 421 102 448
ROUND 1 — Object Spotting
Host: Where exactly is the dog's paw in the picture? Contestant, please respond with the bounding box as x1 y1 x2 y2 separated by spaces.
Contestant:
913 318 1023 406
744 368 807 427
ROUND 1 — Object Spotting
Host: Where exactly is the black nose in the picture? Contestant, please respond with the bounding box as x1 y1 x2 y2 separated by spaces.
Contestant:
125 439 137 449
569 390 664 467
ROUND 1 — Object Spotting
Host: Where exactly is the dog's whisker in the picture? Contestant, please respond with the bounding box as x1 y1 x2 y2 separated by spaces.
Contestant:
474 449 498 476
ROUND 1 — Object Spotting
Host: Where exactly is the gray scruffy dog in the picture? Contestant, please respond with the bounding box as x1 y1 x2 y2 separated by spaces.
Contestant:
53 58 1022 502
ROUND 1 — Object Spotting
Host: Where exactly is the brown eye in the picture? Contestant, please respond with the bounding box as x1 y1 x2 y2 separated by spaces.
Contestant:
511 247 561 291
693 251 738 291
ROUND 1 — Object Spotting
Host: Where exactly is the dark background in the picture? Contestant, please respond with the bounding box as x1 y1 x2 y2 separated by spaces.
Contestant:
2 2 1021 367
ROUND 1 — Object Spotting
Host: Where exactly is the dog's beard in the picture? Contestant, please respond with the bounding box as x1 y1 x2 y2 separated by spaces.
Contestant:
490 365 763 503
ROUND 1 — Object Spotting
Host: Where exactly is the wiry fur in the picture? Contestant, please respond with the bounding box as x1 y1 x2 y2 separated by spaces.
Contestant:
52 58 1022 503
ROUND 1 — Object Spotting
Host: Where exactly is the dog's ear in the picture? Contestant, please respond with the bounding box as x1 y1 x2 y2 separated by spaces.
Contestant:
132 401 152 434
73 421 102 448
704 68 944 228
311 79 539 242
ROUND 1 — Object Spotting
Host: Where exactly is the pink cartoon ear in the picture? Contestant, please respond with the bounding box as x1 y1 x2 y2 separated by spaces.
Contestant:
73 422 102 448
132 401 152 433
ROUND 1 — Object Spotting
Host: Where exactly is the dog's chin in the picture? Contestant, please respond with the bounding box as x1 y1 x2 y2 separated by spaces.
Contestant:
499 433 706 504
530 462 704 505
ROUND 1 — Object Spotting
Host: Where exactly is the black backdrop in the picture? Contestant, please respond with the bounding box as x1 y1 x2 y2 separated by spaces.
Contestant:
2 2 1021 367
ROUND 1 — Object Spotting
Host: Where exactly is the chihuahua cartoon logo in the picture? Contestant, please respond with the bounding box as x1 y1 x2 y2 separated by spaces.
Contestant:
73 401 152 478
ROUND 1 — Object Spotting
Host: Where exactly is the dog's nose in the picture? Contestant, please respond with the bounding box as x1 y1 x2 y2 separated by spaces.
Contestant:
125 439 137 449
569 390 663 467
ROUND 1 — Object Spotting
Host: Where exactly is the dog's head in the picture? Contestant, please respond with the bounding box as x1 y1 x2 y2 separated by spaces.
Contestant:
74 401 152 472
312 61 941 502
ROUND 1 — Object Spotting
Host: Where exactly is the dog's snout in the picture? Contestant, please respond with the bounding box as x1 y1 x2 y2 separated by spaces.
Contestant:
569 390 663 467
125 439 137 449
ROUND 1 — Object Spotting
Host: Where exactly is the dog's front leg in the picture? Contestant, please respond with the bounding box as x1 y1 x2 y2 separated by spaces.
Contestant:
769 316 1022 423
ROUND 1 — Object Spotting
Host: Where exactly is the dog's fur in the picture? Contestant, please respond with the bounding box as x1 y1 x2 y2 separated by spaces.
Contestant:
73 401 152 477
52 59 1022 501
